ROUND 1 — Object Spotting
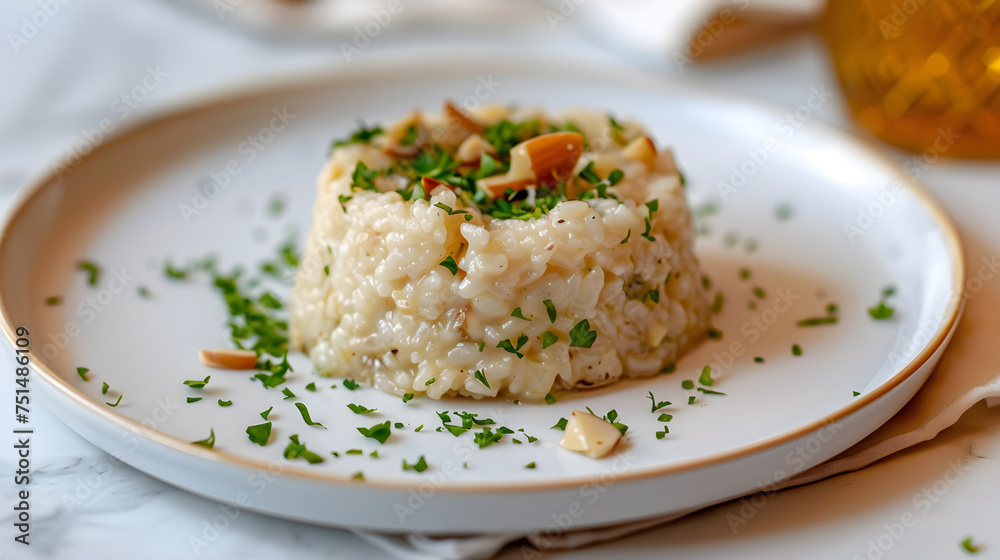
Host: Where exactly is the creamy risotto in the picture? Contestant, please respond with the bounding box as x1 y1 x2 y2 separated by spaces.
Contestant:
290 103 709 402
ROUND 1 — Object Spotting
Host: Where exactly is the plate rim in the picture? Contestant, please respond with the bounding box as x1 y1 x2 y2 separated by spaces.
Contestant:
0 54 966 493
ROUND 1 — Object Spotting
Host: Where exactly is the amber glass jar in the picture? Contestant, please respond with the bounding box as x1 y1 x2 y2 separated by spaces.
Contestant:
819 0 1000 158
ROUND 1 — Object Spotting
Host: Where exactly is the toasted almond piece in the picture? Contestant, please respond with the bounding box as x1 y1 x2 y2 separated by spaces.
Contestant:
560 409 622 459
199 349 258 370
623 136 658 170
477 132 584 198
457 133 496 163
445 100 484 136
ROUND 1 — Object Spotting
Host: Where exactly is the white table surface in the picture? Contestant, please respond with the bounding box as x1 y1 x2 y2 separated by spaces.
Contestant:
2 2 999 559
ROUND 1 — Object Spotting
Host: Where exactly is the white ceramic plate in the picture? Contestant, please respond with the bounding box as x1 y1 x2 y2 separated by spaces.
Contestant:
0 58 964 535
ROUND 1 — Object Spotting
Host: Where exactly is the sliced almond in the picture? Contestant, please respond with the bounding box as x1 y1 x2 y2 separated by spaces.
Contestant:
199 348 258 370
622 136 658 170
478 132 584 198
456 133 496 163
560 409 623 459
444 100 484 137
383 111 428 157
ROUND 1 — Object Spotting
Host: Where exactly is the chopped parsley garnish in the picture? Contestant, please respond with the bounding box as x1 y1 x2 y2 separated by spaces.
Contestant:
295 402 326 429
351 471 365 481
357 421 392 444
641 289 660 304
283 434 324 463
439 256 459 275
753 286 766 299
473 427 505 448
664 271 672 285
434 202 473 220
524 462 537 469
620 229 631 244
744 238 759 252
711 293 724 314
754 357 764 363
542 331 558 349
77 367 90 381
661 364 677 374
183 376 211 389
332 122 384 149
483 119 541 155
45 296 61 305
425 378 435 386
608 169 624 185
246 422 272 446
260 406 273 420
640 218 655 242
868 286 897 320
267 195 286 217
707 327 723 340
164 260 188 279
797 316 838 327
739 268 751 280
688 396 697 405
578 161 601 184
853 391 861 397
403 455 428 472
371 450 380 458
647 391 671 413
138 286 152 298
187 397 202 403
281 387 296 399
697 387 726 395
552 417 568 430
101 382 109 395
415 424 424 432
351 161 379 192
827 303 838 314
191 428 215 448
544 392 557 405
402 393 414 403
960 536 981 554
543 299 557 322
343 379 360 390
595 409 628 435
656 426 670 440
497 335 529 358
400 124 419 146
792 343 803 356
657 413 673 422
78 260 100 285
304 382 316 392
338 194 352 210
510 307 531 321
218 399 232 407
568 319 597 348
701 275 711 289
345 449 363 455
473 370 490 389
698 365 714 387
347 403 377 415
681 380 695 390
776 203 793 221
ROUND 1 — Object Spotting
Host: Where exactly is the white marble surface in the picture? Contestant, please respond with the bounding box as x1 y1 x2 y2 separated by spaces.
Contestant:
1 1 999 559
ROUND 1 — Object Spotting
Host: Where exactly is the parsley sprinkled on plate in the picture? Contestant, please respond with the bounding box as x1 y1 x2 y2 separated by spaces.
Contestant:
541 331 558 349
347 403 377 415
552 417 568 430
283 434 324 463
473 370 490 388
357 421 392 444
568 320 597 348
698 365 714 387
191 428 215 448
402 393 414 403
246 422 272 446
281 387 296 399
218 399 232 407
510 307 531 321
544 393 557 405
647 391 671 413
45 296 61 306
524 462 537 469
792 343 803 356
681 380 694 390
187 397 202 403
76 367 89 381
107 394 123 407
295 402 326 429
343 379 360 390
260 406 273 420
183 375 210 389
960 536 981 554
439 255 459 275
78 260 100 285
868 286 897 320
403 455 428 473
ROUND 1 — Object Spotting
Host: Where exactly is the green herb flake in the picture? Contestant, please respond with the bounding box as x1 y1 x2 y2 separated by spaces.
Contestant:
305 382 317 392
45 296 61 306
402 393 414 403
473 370 491 389
543 299 557 322
698 365 714 387
797 316 838 327
137 286 152 298
281 387 296 399
660 364 677 374
544 392 557 405
792 343 803 356
656 426 670 440
568 319 598 348
647 391 671 413
739 268 751 280
681 380 695 390
295 402 326 429
347 403 376 415
439 256 459 275
552 417 568 430
868 302 895 320
183 375 211 389
541 331 558 349
753 286 766 300
78 260 100 285
283 434 324 464
101 382 109 395
187 397 202 403
246 422 272 446
497 339 524 359
960 536 981 554
191 428 215 448
350 161 379 192
370 450 380 458
351 471 365 481
657 413 673 422
640 218 655 242
76 367 90 381
425 378 436 386
343 379 360 390
163 260 188 280
827 303 838 314
357 420 392 444
688 396 697 405
473 427 505 448
697 387 726 395
707 327 723 340
476 341 485 352
332 122 384 149
345 449 363 455
403 455 428 473
218 399 232 407
710 293 724 314
853 391 861 397
415 424 424 432
524 462 537 469
641 289 660 304
510 307 531 321
754 356 764 363
400 124 419 146
260 406 273 420
619 229 631 244
608 169 624 186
